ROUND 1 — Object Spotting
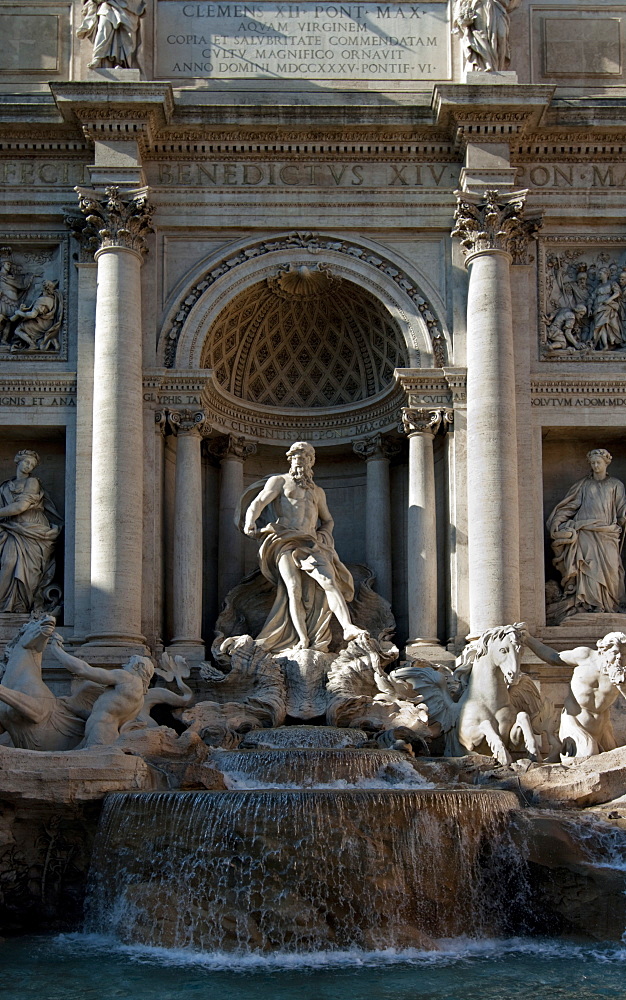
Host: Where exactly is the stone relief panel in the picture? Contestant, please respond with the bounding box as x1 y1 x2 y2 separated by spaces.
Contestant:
538 237 626 361
0 3 72 80
0 238 68 361
202 266 409 409
531 7 626 85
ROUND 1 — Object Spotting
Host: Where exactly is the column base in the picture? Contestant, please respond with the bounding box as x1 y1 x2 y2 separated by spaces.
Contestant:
165 640 206 666
81 634 150 667
404 639 456 665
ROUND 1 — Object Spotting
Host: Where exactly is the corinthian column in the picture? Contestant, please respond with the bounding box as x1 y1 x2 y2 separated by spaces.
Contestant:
452 189 540 633
210 435 257 603
161 409 206 656
402 408 452 648
353 434 399 604
76 185 153 652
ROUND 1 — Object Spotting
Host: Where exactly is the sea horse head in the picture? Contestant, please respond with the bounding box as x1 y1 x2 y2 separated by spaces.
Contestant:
472 623 524 688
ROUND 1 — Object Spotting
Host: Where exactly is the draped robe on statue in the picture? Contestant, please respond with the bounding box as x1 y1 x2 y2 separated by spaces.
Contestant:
0 475 61 612
238 479 355 653
547 474 626 614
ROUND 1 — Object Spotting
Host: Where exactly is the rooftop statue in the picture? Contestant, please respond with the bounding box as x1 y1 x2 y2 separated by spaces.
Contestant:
77 0 145 69
524 628 626 757
0 450 62 614
239 441 368 653
547 449 626 619
453 0 520 72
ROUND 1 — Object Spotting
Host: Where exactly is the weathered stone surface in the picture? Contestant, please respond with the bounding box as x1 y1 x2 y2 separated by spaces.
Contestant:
0 744 165 804
512 808 626 941
493 745 626 806
0 797 101 935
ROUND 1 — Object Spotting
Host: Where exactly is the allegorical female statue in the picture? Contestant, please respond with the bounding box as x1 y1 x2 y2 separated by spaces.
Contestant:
0 450 62 613
77 0 145 69
547 449 626 618
453 0 520 72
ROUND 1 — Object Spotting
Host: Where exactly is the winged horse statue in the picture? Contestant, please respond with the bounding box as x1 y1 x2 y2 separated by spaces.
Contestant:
392 623 543 765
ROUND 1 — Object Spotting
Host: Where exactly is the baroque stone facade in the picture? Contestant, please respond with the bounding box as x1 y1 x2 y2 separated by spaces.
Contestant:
0 0 624 721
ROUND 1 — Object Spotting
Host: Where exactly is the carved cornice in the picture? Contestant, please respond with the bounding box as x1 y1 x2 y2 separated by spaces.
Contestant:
208 434 257 461
401 407 452 437
156 408 207 437
74 185 154 256
394 367 467 405
203 374 406 445
162 231 447 368
452 189 542 264
433 85 554 146
0 372 76 397
353 434 401 462
531 377 626 403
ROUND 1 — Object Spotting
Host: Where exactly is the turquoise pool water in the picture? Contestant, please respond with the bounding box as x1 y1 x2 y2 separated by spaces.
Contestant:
4 935 626 1000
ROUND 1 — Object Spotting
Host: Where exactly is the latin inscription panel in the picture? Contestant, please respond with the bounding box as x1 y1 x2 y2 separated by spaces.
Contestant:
156 0 450 80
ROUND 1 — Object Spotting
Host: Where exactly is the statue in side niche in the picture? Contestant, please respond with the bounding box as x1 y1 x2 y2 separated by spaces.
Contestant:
77 0 145 69
0 450 62 614
453 0 520 72
239 441 368 653
50 640 154 748
523 627 626 757
547 449 626 618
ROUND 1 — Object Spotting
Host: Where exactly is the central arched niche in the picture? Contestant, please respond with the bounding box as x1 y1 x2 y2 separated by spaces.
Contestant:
200 265 409 408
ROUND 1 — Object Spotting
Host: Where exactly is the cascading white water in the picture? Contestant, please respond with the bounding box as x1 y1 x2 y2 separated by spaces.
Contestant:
208 747 427 786
86 786 522 953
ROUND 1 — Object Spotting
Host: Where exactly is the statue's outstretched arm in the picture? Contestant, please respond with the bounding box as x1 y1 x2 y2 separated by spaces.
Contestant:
51 640 117 686
523 631 565 667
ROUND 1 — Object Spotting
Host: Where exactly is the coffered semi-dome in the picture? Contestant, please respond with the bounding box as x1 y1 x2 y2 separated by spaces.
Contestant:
201 266 409 408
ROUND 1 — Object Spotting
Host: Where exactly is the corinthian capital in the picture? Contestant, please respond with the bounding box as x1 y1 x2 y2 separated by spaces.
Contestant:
452 189 542 264
208 434 257 461
353 434 401 462
75 185 154 256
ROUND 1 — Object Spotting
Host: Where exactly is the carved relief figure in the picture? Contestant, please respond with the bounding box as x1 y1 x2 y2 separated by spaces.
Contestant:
239 441 368 653
453 0 520 72
11 280 64 353
0 259 32 345
542 253 626 357
547 449 626 619
523 628 626 757
590 267 622 350
77 0 145 69
544 307 586 353
0 451 62 614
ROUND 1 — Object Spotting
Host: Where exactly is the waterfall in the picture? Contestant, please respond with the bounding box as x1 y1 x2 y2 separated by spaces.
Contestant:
208 748 429 786
86 787 521 953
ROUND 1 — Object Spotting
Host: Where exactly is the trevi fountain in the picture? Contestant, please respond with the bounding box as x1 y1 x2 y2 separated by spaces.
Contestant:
2 0 626 996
